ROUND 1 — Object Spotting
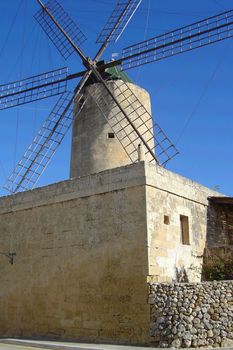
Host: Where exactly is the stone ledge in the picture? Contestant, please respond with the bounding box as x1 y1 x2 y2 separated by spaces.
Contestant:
0 162 223 215
0 162 147 214
145 163 221 206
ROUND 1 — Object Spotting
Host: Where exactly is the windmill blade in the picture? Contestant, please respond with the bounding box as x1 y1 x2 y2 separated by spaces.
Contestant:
34 0 87 60
86 79 178 166
120 9 233 70
153 123 179 166
0 67 68 110
96 0 142 45
4 92 86 194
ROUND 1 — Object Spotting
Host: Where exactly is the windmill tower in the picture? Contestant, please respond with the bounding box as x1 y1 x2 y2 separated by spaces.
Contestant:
70 68 154 178
0 0 233 193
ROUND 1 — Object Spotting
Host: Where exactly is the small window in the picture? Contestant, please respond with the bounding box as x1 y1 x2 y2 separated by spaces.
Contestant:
164 215 170 225
108 132 115 139
180 215 190 245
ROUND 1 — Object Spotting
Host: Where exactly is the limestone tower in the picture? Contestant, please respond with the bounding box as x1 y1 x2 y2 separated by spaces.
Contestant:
70 67 154 178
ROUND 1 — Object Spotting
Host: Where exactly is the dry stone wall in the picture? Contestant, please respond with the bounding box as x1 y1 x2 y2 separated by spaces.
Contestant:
149 281 233 348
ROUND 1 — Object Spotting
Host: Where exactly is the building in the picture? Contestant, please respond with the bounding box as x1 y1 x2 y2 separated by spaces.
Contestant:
0 78 231 344
0 160 222 344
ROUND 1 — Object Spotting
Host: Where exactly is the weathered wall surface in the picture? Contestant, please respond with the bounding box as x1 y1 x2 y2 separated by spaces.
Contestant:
0 163 150 344
0 162 222 344
202 245 233 281
145 164 219 283
207 199 233 247
70 81 153 178
149 281 233 348
203 198 233 281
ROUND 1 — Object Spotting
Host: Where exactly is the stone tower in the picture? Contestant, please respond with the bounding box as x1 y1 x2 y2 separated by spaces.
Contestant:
70 68 154 178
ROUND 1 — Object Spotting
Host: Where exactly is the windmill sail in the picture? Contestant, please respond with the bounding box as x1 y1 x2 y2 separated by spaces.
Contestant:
96 0 142 44
87 79 178 165
121 9 233 70
153 123 179 166
0 67 68 110
34 0 87 60
4 92 86 194
5 0 226 193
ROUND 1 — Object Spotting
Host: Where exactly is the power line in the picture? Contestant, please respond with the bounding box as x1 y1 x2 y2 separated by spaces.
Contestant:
13 0 27 172
0 161 6 181
0 2 24 184
211 0 227 10
136 0 151 82
175 46 229 145
0 1 23 57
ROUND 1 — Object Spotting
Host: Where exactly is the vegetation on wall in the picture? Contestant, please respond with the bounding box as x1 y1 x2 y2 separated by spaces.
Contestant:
202 248 233 281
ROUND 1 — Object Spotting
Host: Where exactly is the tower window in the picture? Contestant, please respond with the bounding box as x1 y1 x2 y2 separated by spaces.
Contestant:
108 132 115 139
180 215 190 245
164 215 170 225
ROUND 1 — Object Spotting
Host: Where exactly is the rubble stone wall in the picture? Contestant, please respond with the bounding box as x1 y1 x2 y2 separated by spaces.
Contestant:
149 281 233 348
207 201 233 247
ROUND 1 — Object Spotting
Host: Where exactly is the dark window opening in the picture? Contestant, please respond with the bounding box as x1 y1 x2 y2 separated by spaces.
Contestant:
108 132 115 139
164 215 170 225
180 215 190 245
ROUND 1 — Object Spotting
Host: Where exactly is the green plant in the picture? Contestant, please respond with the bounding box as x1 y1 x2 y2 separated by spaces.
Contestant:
202 248 233 281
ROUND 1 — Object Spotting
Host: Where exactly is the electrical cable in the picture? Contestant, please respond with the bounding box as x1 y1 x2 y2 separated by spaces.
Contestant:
175 46 229 146
0 162 6 181
46 35 55 70
28 26 41 75
32 30 43 139
0 1 23 58
13 1 27 173
5 24 37 82
211 0 227 11
136 0 151 83
82 1 213 16
0 1 23 184
10 0 28 260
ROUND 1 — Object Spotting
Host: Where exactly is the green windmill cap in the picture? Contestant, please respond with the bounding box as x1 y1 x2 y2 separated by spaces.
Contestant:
82 61 133 88
105 65 133 83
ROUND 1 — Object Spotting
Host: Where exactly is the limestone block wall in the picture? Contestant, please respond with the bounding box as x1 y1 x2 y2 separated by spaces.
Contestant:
0 164 150 344
0 162 222 344
145 164 220 283
149 281 233 348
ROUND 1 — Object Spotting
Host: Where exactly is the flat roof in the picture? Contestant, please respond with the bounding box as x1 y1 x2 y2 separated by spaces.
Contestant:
208 196 233 205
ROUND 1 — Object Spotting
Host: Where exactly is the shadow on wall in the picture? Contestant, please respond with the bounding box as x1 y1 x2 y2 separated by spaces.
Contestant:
202 196 233 281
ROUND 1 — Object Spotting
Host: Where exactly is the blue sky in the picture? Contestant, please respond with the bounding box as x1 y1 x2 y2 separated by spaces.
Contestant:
0 0 232 196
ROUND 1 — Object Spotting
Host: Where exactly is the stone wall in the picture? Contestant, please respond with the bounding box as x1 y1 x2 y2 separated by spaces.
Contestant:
0 163 150 344
203 197 233 281
70 81 153 178
145 164 220 283
207 198 233 247
202 246 233 281
149 281 233 348
0 162 221 344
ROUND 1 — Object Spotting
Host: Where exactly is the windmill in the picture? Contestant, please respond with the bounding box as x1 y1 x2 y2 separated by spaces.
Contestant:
1 0 233 194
